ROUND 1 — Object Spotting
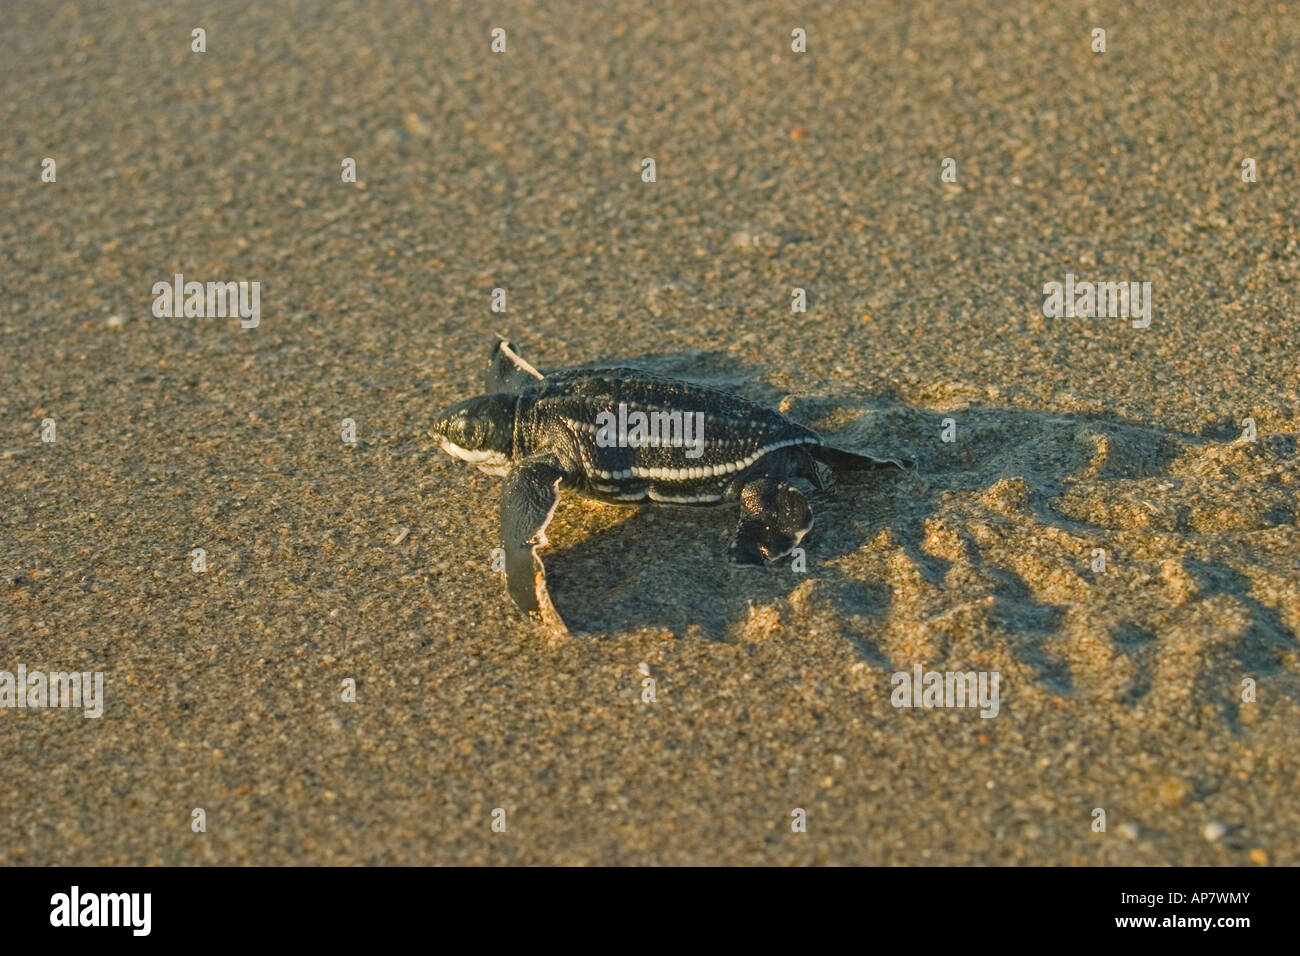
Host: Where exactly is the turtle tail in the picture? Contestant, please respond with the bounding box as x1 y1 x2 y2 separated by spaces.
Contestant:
812 445 913 471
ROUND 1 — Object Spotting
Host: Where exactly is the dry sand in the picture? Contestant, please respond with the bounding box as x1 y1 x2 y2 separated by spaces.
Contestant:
1 0 1298 864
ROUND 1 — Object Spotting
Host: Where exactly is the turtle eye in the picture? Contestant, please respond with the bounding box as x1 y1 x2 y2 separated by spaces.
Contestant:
456 411 493 450
464 414 486 448
447 413 468 446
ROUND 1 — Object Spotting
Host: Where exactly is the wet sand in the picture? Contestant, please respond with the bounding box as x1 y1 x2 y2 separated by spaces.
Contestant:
1 0 1297 864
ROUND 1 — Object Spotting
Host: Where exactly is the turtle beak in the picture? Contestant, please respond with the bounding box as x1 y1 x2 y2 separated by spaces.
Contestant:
430 410 452 446
431 407 469 459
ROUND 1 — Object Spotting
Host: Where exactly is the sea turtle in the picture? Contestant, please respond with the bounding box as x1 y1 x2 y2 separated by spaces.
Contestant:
433 338 910 630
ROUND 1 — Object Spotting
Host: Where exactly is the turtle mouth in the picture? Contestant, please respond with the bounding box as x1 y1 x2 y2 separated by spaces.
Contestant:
438 437 510 473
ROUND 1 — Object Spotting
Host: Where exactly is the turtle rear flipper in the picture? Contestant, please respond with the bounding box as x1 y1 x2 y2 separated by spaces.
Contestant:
486 336 546 394
501 454 570 633
813 445 913 471
730 478 814 566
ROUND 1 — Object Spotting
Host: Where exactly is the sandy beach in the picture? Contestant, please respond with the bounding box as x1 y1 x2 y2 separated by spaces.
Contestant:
2 0 1298 864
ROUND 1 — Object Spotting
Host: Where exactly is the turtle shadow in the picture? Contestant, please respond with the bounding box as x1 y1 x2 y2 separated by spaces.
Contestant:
538 353 1299 709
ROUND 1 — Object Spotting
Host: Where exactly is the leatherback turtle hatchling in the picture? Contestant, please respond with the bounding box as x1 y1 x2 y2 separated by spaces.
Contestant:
433 338 909 629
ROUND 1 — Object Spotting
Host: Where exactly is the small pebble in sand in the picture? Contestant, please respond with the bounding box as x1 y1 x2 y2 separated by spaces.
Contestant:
392 527 410 544
637 661 651 677
1116 822 1141 841
1202 821 1228 842
105 314 125 327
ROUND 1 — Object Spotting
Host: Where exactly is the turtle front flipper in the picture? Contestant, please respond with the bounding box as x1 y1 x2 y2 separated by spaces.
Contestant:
729 478 814 566
486 336 546 394
812 445 913 471
501 454 570 633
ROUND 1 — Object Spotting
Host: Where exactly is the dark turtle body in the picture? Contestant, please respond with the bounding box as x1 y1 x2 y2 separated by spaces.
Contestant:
433 338 910 629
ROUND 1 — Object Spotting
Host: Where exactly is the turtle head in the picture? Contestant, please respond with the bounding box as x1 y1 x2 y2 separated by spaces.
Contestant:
433 393 516 475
